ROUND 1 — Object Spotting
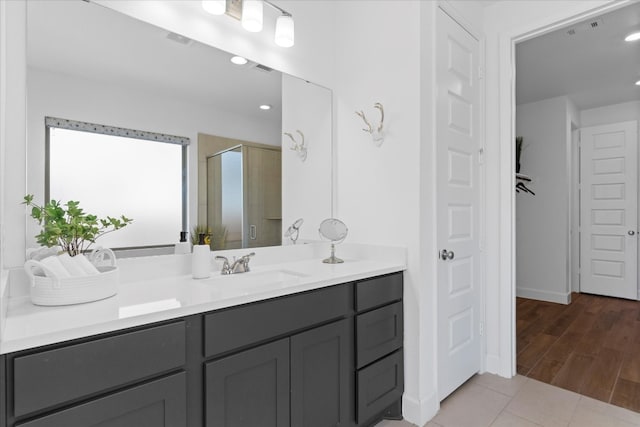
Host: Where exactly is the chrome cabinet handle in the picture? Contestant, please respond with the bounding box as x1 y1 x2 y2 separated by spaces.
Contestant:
440 249 455 260
629 230 636 236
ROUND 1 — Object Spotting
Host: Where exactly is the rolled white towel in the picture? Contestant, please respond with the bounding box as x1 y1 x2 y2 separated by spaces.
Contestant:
74 254 100 275
58 253 89 276
40 255 72 279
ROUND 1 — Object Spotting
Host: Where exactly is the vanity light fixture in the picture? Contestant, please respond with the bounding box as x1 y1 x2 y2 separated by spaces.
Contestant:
202 0 295 48
274 13 294 47
624 31 640 42
241 0 263 32
230 55 248 65
259 104 272 110
202 0 226 15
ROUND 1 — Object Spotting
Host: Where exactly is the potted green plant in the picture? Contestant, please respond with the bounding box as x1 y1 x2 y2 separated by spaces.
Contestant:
22 195 133 306
23 194 132 257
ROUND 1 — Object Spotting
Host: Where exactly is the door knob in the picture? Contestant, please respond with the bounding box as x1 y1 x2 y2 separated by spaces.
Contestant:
629 230 636 236
440 249 455 260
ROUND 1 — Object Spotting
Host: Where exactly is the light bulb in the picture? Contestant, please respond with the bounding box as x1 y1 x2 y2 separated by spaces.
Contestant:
202 0 225 15
242 0 263 33
275 15 294 48
624 31 640 42
636 80 640 86
230 56 248 65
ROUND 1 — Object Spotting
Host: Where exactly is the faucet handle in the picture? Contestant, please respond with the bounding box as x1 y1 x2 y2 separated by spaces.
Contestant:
215 255 231 274
242 252 256 260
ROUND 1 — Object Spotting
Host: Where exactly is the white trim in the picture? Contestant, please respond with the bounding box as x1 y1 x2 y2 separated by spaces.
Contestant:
499 0 634 378
437 1 483 41
516 287 571 305
402 391 438 426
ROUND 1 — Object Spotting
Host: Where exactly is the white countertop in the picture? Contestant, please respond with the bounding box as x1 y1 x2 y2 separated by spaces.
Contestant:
0 243 406 354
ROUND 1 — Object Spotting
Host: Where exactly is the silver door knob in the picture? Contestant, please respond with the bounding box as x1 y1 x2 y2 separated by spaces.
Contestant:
629 230 636 236
440 249 455 260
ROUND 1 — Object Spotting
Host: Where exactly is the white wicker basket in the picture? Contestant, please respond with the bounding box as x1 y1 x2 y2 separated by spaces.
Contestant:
24 249 119 306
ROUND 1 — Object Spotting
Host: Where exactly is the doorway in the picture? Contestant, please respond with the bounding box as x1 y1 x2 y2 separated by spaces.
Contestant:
512 1 640 409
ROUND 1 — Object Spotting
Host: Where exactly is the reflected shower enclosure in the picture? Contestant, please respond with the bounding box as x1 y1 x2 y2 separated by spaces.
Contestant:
207 144 282 250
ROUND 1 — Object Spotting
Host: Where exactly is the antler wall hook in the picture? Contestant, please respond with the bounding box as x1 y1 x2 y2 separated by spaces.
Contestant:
355 102 385 146
284 130 307 162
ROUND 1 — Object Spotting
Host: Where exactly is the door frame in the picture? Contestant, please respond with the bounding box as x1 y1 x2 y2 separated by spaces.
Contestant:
498 1 635 376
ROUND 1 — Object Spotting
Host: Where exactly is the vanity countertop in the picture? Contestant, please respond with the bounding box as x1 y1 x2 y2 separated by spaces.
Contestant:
0 243 406 354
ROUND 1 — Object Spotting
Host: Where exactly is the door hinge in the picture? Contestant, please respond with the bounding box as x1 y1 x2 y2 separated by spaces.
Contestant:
479 322 484 336
478 66 484 80
478 147 485 165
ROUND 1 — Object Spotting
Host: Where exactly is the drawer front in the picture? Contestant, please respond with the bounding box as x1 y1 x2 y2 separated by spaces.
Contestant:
16 372 186 427
356 273 403 312
356 302 403 368
356 350 404 425
13 321 186 417
204 284 352 358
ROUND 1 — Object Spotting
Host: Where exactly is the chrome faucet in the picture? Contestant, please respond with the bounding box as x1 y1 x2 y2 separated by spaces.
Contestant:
215 252 255 275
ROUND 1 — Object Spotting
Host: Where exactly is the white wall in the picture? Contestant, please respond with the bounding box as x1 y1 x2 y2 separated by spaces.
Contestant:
580 101 640 127
281 75 332 243
516 96 573 303
26 67 279 249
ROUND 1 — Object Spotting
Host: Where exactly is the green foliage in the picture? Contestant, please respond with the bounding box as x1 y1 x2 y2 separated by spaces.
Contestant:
23 194 132 256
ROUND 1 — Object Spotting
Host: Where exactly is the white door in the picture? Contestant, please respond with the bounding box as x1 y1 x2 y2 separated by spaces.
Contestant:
436 8 482 400
580 121 638 300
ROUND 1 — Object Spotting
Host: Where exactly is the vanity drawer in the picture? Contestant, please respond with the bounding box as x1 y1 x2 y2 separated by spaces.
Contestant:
13 321 186 417
356 350 404 425
356 302 403 368
356 273 403 312
204 284 352 358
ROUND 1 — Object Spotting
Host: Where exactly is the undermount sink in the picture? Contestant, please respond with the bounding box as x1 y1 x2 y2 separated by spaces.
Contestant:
202 269 308 293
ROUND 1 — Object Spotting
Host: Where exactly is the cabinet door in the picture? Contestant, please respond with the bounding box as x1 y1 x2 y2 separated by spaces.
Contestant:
205 338 289 427
291 319 353 427
16 372 186 427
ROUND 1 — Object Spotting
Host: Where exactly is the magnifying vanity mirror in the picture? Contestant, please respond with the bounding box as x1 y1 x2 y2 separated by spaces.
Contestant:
318 218 348 264
25 0 333 253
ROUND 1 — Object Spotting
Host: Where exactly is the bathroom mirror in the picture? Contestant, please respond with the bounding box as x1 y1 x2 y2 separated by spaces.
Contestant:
25 0 333 252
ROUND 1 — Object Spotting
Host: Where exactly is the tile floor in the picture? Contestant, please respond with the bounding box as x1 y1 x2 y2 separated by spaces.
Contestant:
376 373 640 427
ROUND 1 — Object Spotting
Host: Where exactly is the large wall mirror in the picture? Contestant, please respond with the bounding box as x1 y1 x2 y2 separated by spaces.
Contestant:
25 0 332 253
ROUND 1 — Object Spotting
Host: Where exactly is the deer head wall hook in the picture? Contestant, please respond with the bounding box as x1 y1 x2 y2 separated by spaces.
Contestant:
355 102 385 146
284 130 307 162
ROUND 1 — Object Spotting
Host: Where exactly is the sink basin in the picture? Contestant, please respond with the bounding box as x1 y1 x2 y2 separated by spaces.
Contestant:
202 269 307 293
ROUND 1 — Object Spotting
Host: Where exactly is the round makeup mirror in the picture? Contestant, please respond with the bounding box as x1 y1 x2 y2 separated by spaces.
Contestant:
318 218 348 264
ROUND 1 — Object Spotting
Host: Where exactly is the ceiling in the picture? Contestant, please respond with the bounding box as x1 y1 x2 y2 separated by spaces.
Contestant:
516 2 640 110
27 0 282 121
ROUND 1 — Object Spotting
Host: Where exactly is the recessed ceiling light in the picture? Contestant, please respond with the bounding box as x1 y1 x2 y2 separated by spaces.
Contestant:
636 80 640 86
230 56 248 65
259 104 272 110
625 31 640 42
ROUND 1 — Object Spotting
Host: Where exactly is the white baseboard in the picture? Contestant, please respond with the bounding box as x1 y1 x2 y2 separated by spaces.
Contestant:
403 391 439 426
484 354 501 375
516 286 570 304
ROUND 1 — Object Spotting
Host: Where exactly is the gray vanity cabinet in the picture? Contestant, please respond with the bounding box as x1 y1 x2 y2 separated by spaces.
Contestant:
205 339 290 427
15 373 186 427
290 318 353 427
354 274 404 425
2 272 404 427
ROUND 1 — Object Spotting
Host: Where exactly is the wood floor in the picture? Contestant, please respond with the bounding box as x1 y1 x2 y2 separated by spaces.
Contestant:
517 292 640 413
